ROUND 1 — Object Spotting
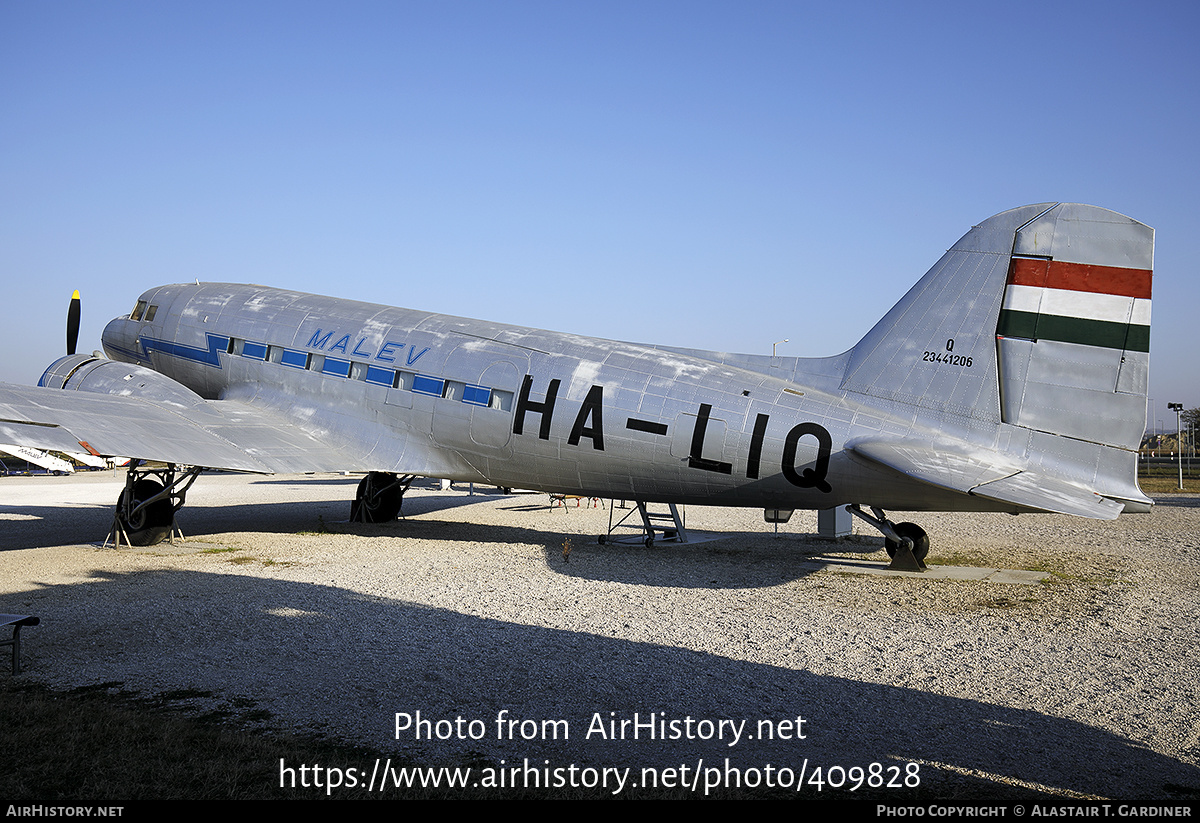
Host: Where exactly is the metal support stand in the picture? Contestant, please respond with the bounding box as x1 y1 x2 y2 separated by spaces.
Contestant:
599 501 688 547
817 505 852 539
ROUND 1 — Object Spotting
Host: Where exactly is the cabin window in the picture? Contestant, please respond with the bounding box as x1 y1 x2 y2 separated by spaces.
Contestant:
144 305 158 322
131 300 147 321
490 389 514 412
241 341 268 360
281 349 309 370
365 365 395 387
412 374 444 396
323 357 351 378
463 384 492 407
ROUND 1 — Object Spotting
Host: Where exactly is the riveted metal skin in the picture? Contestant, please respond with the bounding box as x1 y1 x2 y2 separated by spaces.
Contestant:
0 204 1154 531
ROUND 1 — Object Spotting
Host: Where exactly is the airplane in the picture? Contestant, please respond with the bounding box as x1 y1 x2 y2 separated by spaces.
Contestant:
0 444 75 474
0 203 1154 566
0 442 112 473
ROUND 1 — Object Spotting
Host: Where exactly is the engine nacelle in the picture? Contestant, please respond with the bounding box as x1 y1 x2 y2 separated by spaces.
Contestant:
38 355 208 411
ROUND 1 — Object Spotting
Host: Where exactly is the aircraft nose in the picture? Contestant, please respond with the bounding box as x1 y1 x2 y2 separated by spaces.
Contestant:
101 316 142 364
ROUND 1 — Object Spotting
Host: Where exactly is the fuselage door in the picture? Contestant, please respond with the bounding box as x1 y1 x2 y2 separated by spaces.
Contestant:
430 342 527 454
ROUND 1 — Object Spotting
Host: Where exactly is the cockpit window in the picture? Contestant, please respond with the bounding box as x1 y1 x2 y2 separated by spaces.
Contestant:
131 300 147 321
144 305 158 322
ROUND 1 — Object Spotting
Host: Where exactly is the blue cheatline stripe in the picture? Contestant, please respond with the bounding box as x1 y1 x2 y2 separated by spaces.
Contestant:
145 331 516 411
101 342 146 364
140 334 230 368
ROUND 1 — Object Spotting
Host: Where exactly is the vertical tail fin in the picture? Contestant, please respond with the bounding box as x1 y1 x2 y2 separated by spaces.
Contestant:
839 204 1051 422
840 203 1153 453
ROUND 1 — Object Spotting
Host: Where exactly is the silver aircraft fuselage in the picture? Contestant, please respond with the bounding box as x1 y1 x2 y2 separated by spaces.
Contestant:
7 203 1154 545
97 281 978 513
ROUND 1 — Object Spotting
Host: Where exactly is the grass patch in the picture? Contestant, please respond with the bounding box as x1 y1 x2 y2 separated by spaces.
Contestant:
931 551 990 568
1031 566 1120 586
294 515 333 536
0 678 365 799
1137 476 1198 495
978 597 1022 609
0 679 498 799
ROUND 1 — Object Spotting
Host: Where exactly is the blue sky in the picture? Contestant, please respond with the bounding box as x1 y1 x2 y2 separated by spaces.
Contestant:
3 1 1197 426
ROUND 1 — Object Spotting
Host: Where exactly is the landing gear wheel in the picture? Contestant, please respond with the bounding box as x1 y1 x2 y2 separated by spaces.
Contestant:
884 522 930 562
350 473 403 523
116 479 174 546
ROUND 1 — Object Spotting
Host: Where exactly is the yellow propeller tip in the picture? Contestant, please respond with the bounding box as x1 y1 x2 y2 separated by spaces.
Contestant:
71 290 80 300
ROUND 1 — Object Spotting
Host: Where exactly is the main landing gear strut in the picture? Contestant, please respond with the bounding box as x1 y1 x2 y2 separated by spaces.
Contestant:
847 505 929 572
107 461 202 547
349 472 415 523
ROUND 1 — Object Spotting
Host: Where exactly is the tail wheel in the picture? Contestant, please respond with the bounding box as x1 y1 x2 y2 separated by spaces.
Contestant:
116 479 174 546
884 522 930 562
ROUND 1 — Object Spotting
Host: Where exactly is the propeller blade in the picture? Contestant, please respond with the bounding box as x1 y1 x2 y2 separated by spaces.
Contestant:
67 290 80 356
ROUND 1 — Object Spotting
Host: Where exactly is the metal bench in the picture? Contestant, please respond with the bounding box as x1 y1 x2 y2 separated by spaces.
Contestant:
1 614 39 674
549 494 603 510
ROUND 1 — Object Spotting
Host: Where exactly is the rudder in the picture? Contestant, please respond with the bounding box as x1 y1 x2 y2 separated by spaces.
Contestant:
995 204 1153 450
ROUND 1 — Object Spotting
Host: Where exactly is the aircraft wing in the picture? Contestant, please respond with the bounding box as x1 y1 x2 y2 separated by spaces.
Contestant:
848 439 1125 520
0 383 362 474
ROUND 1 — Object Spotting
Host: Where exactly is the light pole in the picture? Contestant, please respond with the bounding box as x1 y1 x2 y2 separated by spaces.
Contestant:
772 339 789 357
1168 403 1184 490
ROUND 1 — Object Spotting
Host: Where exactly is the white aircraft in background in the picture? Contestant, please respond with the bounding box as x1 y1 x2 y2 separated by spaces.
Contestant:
0 444 75 474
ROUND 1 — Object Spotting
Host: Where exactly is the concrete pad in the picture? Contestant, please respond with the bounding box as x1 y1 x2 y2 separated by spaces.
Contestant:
796 554 1050 584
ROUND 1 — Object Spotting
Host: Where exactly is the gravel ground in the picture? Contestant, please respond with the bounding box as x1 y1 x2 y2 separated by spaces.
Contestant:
1 471 1197 800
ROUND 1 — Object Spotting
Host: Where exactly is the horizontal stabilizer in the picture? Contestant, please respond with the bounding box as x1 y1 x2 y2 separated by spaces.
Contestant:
970 473 1125 520
848 439 1021 494
849 438 1124 519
